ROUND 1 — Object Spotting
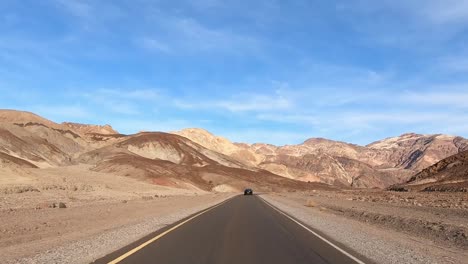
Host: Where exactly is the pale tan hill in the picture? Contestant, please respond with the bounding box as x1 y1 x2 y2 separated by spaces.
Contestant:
248 143 278 156
173 128 238 155
242 138 401 187
281 138 364 158
174 129 397 187
0 152 38 169
258 152 409 188
62 122 119 135
1 109 466 190
172 128 263 165
237 133 465 188
0 125 74 168
0 111 316 192
0 112 122 168
0 109 58 128
172 128 468 188
390 150 468 192
117 132 247 168
367 133 468 171
79 132 330 192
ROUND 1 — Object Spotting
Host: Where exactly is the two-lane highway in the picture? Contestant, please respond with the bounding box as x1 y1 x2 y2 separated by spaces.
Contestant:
94 195 368 264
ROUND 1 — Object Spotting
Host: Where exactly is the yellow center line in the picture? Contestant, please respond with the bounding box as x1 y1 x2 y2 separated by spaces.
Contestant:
107 196 235 264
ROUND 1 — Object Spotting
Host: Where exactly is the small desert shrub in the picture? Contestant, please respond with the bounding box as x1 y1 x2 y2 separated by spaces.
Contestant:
78 184 94 191
1 186 40 194
67 195 78 201
41 185 66 191
305 199 317 207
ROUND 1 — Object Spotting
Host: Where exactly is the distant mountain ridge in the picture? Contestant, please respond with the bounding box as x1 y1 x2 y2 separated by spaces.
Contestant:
1 109 466 190
174 128 468 188
62 122 118 136
0 110 327 192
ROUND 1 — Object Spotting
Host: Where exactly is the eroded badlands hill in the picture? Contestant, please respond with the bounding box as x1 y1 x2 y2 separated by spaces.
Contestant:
389 150 468 192
0 110 327 192
175 128 468 188
1 109 467 190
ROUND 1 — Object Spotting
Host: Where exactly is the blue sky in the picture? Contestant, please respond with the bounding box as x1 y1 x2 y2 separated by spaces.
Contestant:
1 0 468 145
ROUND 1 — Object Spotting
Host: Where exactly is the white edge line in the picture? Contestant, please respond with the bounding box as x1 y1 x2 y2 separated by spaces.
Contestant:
259 196 367 264
107 196 236 264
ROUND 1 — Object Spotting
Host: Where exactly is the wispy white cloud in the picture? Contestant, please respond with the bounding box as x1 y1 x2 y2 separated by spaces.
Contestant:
92 88 160 100
174 92 292 112
140 15 261 54
138 38 171 53
442 123 468 135
341 112 468 125
438 56 468 73
2 0 468 145
186 0 223 10
400 90 468 108
218 94 291 112
174 18 257 50
78 88 161 115
52 0 124 32
242 86 468 142
419 0 468 26
30 105 91 120
54 0 93 19
338 0 468 50
256 113 319 125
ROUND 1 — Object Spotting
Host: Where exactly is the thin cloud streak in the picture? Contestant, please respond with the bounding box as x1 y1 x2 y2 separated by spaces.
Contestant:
139 15 262 54
29 105 91 120
400 91 468 108
174 93 292 112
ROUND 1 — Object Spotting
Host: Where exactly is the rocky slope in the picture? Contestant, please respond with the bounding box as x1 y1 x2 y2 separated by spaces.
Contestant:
1 109 467 190
366 133 468 171
0 109 58 128
79 132 324 192
389 150 468 192
173 128 263 165
0 110 127 168
0 152 38 169
62 122 118 136
174 129 468 188
0 110 328 192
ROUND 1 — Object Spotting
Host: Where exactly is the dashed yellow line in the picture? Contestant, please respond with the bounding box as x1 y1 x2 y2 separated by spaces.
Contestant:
107 197 234 264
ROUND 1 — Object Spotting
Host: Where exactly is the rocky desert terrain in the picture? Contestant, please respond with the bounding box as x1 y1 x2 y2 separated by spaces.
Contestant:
390 149 468 192
262 190 468 264
0 110 328 194
174 128 468 188
1 109 467 263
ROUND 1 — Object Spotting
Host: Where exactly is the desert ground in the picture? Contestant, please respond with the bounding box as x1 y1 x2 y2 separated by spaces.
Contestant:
0 165 234 263
263 190 468 264
1 165 466 263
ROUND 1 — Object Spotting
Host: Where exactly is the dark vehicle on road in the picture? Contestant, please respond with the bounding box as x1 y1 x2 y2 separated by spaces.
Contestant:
244 188 253 195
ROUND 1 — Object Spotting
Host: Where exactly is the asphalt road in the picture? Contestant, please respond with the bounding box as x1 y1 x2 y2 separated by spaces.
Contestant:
94 195 367 264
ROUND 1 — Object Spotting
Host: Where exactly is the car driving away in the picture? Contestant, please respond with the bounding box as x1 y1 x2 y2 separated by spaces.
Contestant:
244 188 253 195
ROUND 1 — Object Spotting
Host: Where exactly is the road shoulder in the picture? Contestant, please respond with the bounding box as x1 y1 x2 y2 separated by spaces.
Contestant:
1 193 234 264
261 193 468 264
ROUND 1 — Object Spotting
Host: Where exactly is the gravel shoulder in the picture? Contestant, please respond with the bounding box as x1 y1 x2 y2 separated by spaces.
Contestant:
1 193 233 264
261 192 468 264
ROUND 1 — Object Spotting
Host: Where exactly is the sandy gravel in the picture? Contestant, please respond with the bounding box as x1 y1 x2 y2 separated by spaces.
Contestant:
0 164 235 263
1 193 233 264
261 192 468 264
